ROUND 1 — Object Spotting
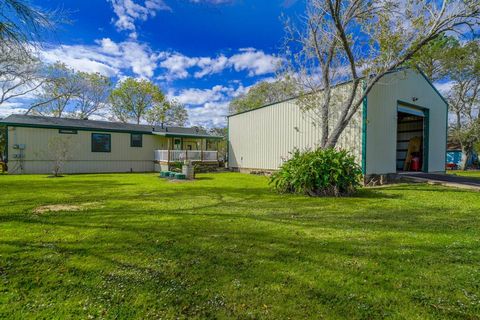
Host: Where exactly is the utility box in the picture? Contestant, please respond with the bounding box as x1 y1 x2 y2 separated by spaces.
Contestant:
182 160 194 180
13 144 25 150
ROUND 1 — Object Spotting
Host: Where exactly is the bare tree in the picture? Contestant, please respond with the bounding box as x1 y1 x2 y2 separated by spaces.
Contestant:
447 40 480 169
0 0 57 48
28 62 82 117
284 0 480 149
0 43 45 106
47 136 71 177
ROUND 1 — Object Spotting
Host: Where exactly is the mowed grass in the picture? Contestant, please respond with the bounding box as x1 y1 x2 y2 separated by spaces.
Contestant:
0 173 479 319
448 169 480 180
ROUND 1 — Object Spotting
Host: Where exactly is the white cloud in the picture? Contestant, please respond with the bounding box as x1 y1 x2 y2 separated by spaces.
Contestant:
169 84 246 105
158 49 280 80
194 55 229 78
98 38 122 55
39 38 159 78
158 53 199 80
39 35 278 82
168 83 249 127
229 48 281 76
109 0 171 38
0 102 27 118
190 0 234 4
108 0 235 38
188 101 229 127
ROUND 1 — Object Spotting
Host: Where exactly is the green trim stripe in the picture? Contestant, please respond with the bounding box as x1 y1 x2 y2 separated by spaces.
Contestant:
4 125 8 163
1 122 154 135
361 81 368 175
226 116 230 166
1 122 222 140
423 109 430 173
444 98 448 173
159 132 223 140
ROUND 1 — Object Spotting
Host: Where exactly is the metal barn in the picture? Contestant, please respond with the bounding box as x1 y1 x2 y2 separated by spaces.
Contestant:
228 69 448 178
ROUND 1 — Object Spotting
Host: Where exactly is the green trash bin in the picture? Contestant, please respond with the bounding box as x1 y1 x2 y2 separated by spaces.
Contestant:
160 171 168 178
175 173 186 180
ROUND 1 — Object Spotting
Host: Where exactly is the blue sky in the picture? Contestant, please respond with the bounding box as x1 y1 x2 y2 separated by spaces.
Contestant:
1 0 304 127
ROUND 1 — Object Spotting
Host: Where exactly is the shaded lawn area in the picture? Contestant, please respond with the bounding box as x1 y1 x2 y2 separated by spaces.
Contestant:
448 169 480 180
1 173 479 319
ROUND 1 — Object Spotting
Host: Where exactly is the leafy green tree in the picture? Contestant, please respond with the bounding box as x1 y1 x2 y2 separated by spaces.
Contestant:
164 100 189 127
145 99 189 127
410 35 460 81
208 127 227 138
229 79 296 115
208 127 227 161
110 78 165 124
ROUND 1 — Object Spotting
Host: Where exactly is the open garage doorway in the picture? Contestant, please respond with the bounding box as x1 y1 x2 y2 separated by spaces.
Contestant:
396 104 429 172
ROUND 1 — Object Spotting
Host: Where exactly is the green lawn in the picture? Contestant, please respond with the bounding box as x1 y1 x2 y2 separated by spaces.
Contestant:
1 173 479 319
448 169 480 180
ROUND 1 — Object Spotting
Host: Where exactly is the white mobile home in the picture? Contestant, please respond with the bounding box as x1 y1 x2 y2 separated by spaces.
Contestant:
228 69 448 178
0 115 222 174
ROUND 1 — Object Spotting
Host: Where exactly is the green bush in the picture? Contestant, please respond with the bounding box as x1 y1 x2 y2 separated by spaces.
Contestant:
269 148 363 197
169 161 183 173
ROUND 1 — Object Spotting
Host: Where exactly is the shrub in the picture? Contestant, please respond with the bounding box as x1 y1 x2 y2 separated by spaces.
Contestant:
269 148 363 197
169 161 183 173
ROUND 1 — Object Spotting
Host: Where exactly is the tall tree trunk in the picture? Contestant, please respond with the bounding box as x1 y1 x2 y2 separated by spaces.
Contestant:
460 145 471 170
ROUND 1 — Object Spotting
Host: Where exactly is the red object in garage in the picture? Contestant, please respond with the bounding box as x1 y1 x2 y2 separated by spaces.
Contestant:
411 156 421 171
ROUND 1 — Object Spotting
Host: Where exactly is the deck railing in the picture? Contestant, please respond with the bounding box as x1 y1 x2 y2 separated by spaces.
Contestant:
154 150 218 162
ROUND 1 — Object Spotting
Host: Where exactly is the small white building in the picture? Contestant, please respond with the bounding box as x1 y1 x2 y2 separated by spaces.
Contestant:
228 69 448 178
0 115 222 174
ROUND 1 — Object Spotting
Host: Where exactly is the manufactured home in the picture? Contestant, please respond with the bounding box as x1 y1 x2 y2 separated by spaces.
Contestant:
228 69 448 179
0 115 222 174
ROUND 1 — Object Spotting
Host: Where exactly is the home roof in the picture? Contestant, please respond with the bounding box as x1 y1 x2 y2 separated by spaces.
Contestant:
0 114 222 139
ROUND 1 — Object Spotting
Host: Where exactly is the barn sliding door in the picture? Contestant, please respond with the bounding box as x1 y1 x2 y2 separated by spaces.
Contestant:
396 104 429 172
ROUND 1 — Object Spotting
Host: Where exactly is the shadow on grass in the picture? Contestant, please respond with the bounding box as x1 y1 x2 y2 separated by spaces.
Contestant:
1 214 477 319
1 173 479 318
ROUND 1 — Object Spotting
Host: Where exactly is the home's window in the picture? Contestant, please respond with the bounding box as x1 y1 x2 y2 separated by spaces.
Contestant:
131 133 142 147
59 129 77 134
91 133 111 152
